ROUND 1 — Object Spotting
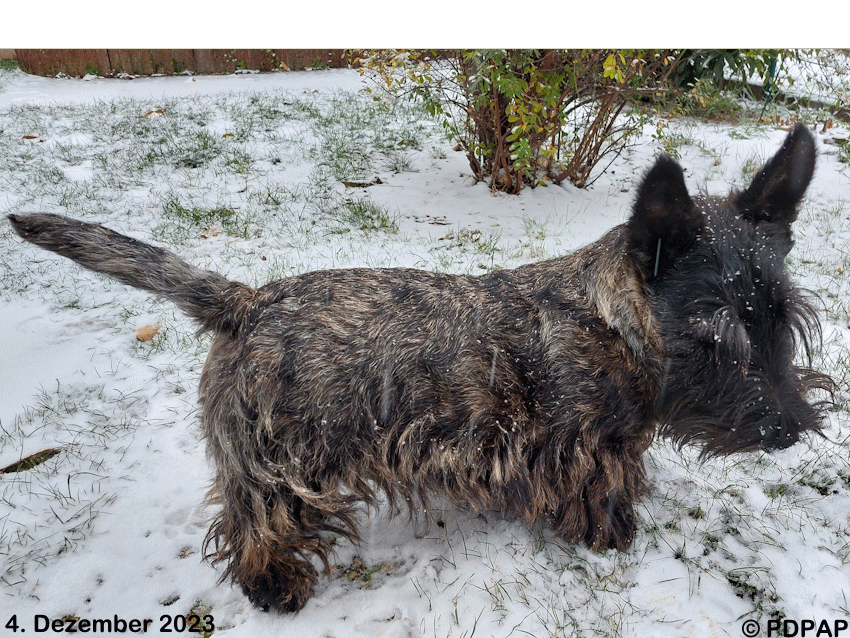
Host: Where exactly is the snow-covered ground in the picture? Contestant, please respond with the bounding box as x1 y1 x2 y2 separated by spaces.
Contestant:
1 64 848 637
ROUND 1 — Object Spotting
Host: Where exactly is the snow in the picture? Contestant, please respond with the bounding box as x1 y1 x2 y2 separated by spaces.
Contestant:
0 68 368 106
1 64 849 637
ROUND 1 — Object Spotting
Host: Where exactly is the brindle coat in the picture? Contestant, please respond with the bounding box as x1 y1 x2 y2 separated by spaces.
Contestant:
8 123 833 612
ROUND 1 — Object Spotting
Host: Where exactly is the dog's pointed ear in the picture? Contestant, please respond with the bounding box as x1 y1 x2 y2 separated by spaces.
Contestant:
735 123 815 227
627 155 701 280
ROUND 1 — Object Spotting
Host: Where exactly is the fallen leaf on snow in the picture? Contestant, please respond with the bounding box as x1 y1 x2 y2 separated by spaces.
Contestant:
342 178 383 188
135 324 161 342
1 448 61 473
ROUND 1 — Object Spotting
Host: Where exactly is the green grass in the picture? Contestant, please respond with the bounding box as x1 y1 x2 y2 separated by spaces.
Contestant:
162 196 237 226
334 198 398 232
740 152 766 178
837 138 850 165
653 122 728 165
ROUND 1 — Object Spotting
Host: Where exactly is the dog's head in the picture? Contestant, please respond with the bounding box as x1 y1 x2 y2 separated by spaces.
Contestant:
626 124 834 456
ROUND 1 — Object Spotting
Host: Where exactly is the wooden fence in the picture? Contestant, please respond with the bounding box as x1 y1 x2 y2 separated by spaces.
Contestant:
14 49 348 77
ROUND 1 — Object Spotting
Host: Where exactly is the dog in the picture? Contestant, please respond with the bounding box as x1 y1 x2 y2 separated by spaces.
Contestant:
8 123 833 613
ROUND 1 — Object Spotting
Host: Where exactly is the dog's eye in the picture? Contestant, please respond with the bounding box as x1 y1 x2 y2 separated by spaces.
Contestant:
695 306 751 370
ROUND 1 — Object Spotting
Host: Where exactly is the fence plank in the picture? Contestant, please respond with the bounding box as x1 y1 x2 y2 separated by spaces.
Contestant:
17 49 111 77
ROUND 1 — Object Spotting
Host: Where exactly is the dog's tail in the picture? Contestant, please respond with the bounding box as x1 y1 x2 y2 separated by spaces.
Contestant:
8 213 257 335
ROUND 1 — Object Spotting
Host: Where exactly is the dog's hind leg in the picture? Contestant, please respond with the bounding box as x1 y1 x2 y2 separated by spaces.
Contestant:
203 475 324 613
199 347 365 612
203 459 371 613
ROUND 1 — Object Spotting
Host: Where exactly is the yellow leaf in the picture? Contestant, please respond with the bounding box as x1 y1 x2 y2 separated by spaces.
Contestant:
135 324 161 342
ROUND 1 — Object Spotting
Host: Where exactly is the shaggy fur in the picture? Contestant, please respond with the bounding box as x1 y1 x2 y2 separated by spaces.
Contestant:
8 123 833 613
